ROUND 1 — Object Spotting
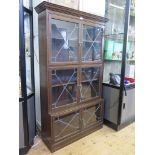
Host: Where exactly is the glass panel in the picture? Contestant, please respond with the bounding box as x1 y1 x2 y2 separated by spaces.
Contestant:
103 34 124 84
104 34 124 61
19 71 22 98
103 0 126 85
51 19 79 62
81 67 100 101
24 12 32 95
82 25 102 61
23 0 32 9
105 0 126 35
51 69 77 107
83 104 102 128
54 112 80 139
125 1 135 85
19 59 22 98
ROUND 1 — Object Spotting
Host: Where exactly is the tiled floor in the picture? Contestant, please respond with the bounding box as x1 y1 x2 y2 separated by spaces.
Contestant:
27 123 135 155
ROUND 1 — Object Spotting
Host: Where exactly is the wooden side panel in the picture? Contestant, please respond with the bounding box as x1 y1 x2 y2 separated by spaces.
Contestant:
38 10 51 140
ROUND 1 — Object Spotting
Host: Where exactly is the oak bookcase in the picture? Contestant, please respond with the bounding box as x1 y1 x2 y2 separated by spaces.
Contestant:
35 1 108 152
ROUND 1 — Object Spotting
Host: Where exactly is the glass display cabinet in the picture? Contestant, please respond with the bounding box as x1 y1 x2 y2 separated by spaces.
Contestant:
35 1 108 152
103 0 135 130
19 0 36 154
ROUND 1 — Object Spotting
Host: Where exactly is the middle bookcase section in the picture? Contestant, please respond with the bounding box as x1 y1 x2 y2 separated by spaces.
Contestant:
51 68 78 108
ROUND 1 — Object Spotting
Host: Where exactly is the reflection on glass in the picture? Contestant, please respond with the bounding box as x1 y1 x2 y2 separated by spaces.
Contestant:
51 69 77 107
24 12 32 94
81 67 100 101
51 19 79 62
82 25 102 61
54 112 80 139
83 104 101 128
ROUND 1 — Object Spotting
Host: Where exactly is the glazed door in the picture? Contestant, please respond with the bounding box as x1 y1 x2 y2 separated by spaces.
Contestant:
82 102 103 129
50 67 79 109
81 24 103 63
79 66 102 102
50 17 80 64
53 110 81 141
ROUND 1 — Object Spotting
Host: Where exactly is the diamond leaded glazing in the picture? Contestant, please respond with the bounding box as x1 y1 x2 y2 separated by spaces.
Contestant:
51 69 77 107
51 19 79 62
83 104 102 128
82 25 102 61
80 67 100 100
54 104 101 139
54 112 80 139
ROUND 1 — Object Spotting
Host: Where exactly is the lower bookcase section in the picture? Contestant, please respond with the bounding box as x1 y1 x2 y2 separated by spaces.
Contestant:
52 122 103 152
41 101 103 152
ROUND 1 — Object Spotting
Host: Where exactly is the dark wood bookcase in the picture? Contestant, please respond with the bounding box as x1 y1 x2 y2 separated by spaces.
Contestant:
35 1 108 152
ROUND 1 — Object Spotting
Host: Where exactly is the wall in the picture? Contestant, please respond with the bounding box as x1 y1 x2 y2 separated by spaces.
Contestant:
79 0 105 17
33 0 105 127
50 0 79 9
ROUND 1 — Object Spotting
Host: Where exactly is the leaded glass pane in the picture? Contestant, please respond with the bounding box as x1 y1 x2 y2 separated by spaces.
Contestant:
80 67 100 101
51 69 77 107
54 112 80 139
51 19 79 62
83 104 102 128
82 25 102 61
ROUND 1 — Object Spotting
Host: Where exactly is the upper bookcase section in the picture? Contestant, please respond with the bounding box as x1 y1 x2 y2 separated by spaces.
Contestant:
35 1 108 23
